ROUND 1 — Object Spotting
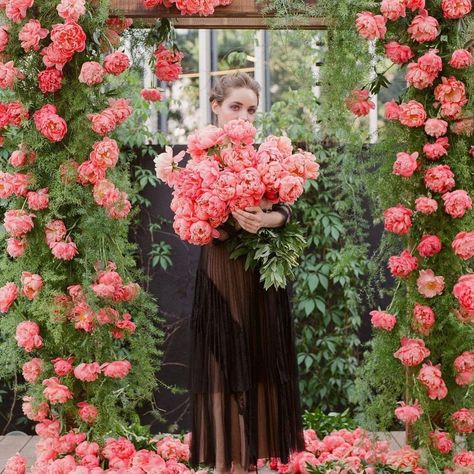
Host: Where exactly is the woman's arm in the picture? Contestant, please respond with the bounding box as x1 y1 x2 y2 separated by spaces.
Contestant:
232 203 291 234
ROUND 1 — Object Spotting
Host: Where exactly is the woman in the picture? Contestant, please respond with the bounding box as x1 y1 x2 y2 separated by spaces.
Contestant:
188 72 305 474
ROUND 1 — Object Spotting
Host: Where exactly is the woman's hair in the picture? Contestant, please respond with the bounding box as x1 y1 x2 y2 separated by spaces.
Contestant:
209 71 261 105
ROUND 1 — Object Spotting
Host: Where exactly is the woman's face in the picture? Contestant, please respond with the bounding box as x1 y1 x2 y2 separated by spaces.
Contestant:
211 87 258 127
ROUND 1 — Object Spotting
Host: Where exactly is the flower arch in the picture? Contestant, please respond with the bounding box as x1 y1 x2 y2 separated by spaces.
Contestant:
1 0 474 471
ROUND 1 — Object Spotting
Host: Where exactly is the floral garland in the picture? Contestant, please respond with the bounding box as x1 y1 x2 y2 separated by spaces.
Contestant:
143 0 233 17
347 0 474 471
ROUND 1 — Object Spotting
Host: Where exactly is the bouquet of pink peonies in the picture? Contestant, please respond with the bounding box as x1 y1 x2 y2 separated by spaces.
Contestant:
154 118 319 246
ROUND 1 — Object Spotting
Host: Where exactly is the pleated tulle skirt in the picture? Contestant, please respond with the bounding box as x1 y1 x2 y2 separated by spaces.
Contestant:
188 239 305 471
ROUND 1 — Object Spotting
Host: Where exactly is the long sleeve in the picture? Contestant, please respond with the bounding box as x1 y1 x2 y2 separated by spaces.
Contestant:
271 203 292 226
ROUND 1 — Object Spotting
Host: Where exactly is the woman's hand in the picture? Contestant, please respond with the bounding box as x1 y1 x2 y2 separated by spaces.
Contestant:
232 207 267 234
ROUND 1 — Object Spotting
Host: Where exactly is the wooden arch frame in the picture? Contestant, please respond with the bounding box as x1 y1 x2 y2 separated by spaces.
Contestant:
109 0 327 29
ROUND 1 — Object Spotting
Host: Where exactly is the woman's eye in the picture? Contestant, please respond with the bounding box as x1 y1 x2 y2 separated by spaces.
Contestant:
231 105 240 110
249 109 256 114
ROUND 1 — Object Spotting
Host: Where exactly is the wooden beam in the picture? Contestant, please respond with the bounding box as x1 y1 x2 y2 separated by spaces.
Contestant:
132 16 327 29
109 0 327 28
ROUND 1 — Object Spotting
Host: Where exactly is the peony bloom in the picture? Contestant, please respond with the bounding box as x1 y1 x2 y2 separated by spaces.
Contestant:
0 61 23 89
87 109 117 135
42 377 73 404
452 231 474 260
407 10 440 43
38 68 63 93
104 51 130 75
415 196 438 214
3 209 35 237
417 234 442 257
417 362 448 400
449 49 473 69
383 205 413 235
77 401 98 424
442 189 472 218
22 357 43 384
423 137 449 160
154 145 186 184
424 118 448 138
370 310 397 331
4 453 27 474
412 303 436 336
394 338 430 366
153 44 184 82
384 99 401 120
424 165 455 194
224 118 257 145
20 272 43 300
394 400 423 424
18 19 48 52
345 88 375 117
0 282 19 313
435 76 468 109
27 188 49 211
384 42 414 64
78 61 105 86
15 320 43 352
381 0 406 20
51 356 74 376
140 88 162 101
93 180 120 207
50 240 79 260
90 136 120 170
454 351 474 385
74 362 101 382
6 237 27 258
398 100 426 127
453 274 474 314
429 431 453 454
355 11 387 40
441 0 472 19
417 269 445 298
57 0 86 21
392 151 418 177
0 27 9 53
451 408 474 433
388 249 418 277
100 360 132 378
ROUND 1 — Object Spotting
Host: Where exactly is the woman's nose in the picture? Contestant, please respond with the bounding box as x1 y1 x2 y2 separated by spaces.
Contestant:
238 111 250 121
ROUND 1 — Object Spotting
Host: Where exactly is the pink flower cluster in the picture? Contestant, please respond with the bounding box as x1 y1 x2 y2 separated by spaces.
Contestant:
16 320 43 352
4 210 35 251
45 219 78 261
0 60 24 89
91 261 140 302
0 171 31 199
0 100 29 130
143 0 233 17
52 272 137 336
152 43 184 82
344 89 375 117
76 137 131 219
87 97 132 135
41 21 86 70
33 104 67 142
156 119 319 245
453 351 474 385
78 52 130 86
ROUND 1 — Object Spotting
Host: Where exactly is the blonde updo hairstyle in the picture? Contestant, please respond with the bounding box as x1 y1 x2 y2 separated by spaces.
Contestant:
209 72 261 125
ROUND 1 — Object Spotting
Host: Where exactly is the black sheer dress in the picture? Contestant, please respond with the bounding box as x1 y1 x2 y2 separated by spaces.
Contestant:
188 203 305 471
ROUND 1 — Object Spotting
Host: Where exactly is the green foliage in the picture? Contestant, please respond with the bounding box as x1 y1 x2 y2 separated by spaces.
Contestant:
302 408 357 437
227 221 307 290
